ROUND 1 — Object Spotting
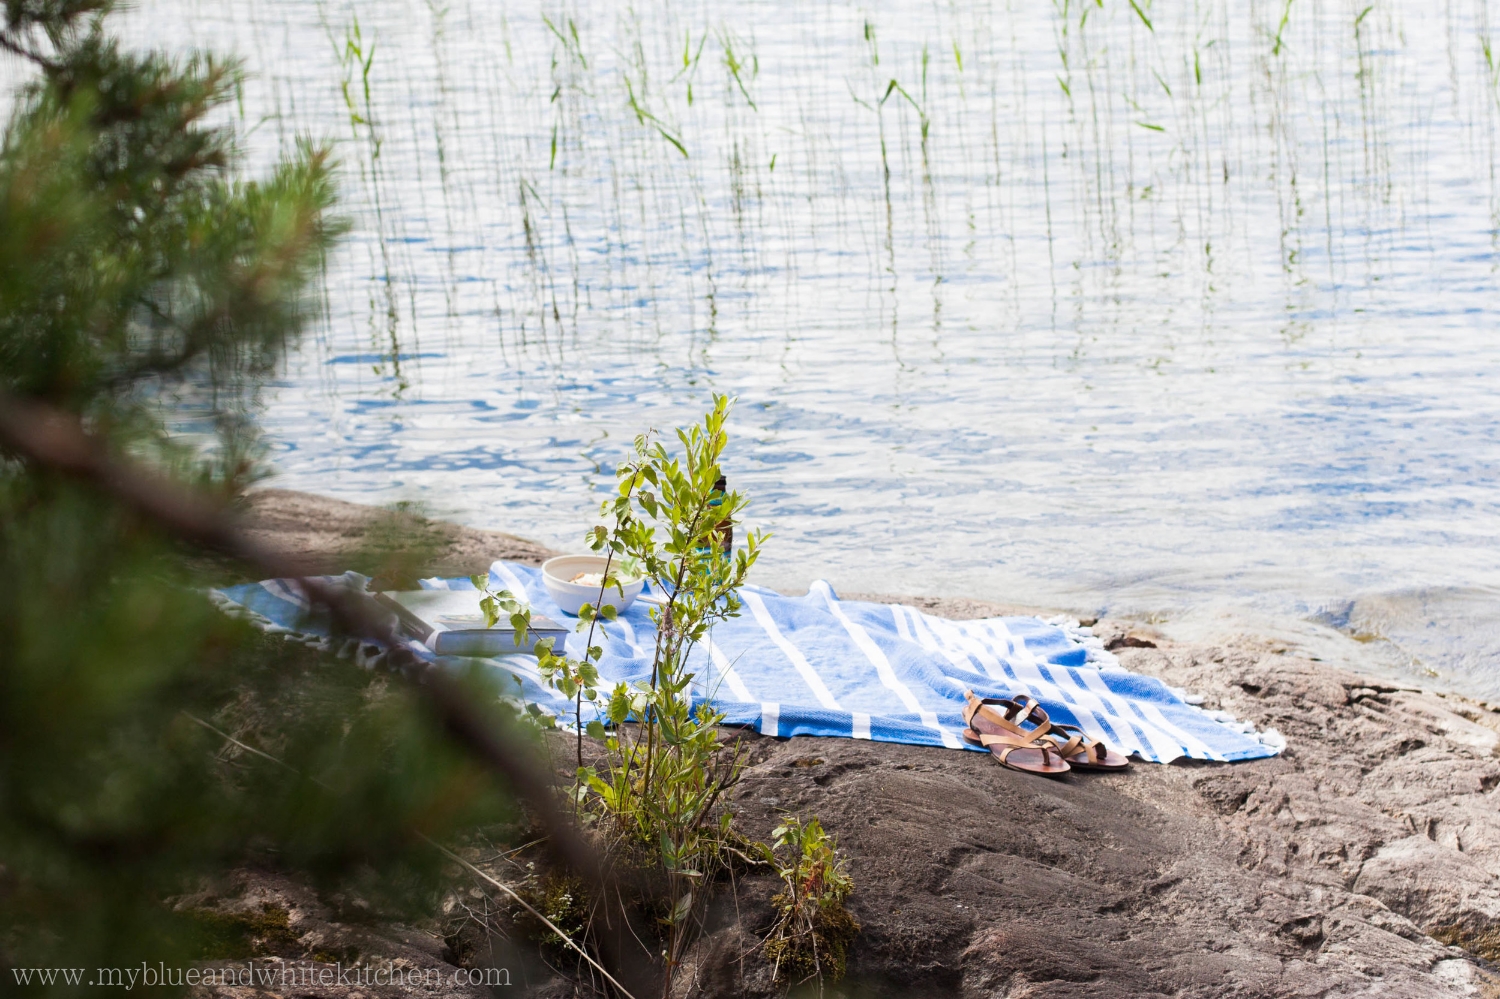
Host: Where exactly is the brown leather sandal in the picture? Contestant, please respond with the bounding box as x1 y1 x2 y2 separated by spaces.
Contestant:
985 692 1130 772
961 691 1070 776
1043 721 1131 771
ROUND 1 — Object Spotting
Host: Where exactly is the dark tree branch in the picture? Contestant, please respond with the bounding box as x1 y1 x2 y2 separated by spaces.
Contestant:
0 29 60 73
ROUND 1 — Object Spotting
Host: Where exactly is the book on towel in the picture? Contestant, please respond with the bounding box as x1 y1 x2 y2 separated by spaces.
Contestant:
374 589 570 657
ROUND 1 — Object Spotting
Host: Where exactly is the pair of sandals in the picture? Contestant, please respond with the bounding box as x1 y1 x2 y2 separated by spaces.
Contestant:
961 690 1130 776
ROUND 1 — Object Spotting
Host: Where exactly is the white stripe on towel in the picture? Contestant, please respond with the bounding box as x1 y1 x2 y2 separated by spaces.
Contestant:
266 578 311 609
760 701 780 736
487 560 530 601
702 630 756 704
814 582 963 749
895 605 987 684
1061 660 1183 758
1138 700 1224 762
744 590 842 710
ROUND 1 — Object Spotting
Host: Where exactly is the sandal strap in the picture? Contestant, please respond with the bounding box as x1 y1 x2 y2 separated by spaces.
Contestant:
1047 732 1086 758
972 730 1043 748
1050 722 1109 762
975 730 1059 766
963 690 1019 728
995 744 1052 768
964 692 1029 736
1006 694 1053 731
999 694 1066 751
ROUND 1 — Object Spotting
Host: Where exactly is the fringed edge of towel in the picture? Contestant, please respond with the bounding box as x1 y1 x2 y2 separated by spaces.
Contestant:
1045 614 1286 755
207 588 391 671
207 587 548 724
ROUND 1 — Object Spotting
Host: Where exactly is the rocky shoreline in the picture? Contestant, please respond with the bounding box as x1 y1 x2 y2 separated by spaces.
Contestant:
227 489 1500 998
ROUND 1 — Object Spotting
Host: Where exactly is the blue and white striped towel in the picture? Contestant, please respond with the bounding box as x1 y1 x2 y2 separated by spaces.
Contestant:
212 560 1282 764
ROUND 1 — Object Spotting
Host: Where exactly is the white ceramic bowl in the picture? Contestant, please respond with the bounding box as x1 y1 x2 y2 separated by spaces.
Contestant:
541 554 645 617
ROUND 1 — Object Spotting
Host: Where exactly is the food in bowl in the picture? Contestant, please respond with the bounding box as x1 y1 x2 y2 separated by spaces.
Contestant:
541 554 646 617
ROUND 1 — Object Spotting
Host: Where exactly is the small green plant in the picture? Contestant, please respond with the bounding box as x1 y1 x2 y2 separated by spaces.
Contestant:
579 394 769 985
516 872 590 955
334 16 380 158
474 398 859 990
477 394 770 988
762 816 860 986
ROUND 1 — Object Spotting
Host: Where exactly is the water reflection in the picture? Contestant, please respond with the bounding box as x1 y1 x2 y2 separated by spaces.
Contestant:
90 0 1500 697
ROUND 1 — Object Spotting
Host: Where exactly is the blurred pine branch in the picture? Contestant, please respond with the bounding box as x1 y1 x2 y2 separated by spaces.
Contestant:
0 4 557 991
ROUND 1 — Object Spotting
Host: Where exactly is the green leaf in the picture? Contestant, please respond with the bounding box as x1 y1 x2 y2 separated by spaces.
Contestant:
671 889 695 924
659 831 676 865
608 684 631 724
586 720 606 739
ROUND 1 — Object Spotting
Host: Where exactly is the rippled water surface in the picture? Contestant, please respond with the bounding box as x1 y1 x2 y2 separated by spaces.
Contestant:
121 0 1500 697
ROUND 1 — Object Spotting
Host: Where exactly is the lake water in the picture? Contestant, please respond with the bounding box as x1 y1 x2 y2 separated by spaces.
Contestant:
123 0 1500 699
